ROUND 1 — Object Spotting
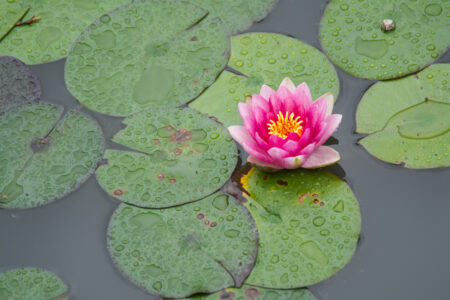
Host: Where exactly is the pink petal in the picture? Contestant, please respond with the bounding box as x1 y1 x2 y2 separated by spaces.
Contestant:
299 142 316 157
269 94 283 115
293 82 312 113
315 92 334 117
268 134 286 148
281 155 305 169
252 94 270 112
260 85 275 100
254 132 270 151
268 147 290 160
282 139 300 154
228 126 253 147
243 140 271 162
317 114 342 146
238 102 257 136
279 78 296 93
247 155 281 169
302 146 340 169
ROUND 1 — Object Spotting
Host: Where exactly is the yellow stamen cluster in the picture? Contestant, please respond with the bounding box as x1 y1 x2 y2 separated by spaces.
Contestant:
267 111 303 139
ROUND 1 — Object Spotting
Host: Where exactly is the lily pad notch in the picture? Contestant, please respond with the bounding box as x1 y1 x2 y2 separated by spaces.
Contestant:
356 64 450 169
0 103 105 209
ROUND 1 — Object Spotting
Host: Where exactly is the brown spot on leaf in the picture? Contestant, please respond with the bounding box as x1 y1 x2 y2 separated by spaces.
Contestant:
113 189 123 196
219 291 235 300
263 175 267 180
170 128 192 143
174 148 183 156
244 288 260 298
312 193 319 197
167 125 174 131
210 222 217 227
190 36 198 41
153 139 160 145
204 220 210 225
197 213 205 220
157 173 165 180
320 201 325 206
277 179 288 186
169 178 176 184
298 192 311 204
313 199 319 204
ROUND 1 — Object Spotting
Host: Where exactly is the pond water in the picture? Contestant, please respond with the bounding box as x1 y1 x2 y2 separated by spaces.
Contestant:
1 0 449 299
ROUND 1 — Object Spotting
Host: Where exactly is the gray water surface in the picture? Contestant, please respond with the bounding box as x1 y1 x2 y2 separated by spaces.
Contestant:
1 0 449 299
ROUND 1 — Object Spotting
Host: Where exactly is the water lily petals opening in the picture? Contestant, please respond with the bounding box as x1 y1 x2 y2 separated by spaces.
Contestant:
228 78 341 170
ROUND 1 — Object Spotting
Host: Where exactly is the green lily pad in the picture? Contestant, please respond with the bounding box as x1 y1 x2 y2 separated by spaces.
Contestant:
188 0 279 35
190 33 339 127
96 108 237 208
0 267 68 300
240 167 361 288
319 0 450 80
65 1 229 117
107 192 258 298
0 56 40 114
0 103 104 209
183 285 315 300
356 64 450 168
0 0 128 64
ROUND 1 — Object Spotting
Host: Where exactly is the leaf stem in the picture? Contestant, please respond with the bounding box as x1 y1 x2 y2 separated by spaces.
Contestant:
0 6 32 43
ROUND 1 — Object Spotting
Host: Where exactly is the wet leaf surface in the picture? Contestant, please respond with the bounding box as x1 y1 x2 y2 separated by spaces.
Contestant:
0 0 128 64
96 108 237 208
357 64 450 168
65 0 229 116
240 167 361 288
190 33 339 127
188 0 279 35
107 192 258 298
0 267 68 300
320 0 450 80
182 284 315 300
0 103 104 209
0 56 40 114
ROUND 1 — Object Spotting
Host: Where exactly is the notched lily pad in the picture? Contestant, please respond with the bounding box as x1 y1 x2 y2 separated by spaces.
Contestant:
0 267 68 300
0 103 104 209
0 56 41 114
356 64 450 168
96 108 237 208
240 167 361 288
65 0 229 116
107 192 258 298
188 0 279 35
183 285 315 300
0 0 129 64
320 0 450 80
190 33 339 127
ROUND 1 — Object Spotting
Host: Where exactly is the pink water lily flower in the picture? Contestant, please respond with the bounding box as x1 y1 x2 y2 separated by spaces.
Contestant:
228 78 341 170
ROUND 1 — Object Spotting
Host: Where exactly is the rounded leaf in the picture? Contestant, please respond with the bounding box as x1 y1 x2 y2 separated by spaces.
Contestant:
241 167 361 288
96 108 237 208
320 0 450 80
107 192 258 298
0 103 104 209
65 0 229 116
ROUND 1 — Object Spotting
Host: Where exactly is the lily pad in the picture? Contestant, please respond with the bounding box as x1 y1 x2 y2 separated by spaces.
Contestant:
319 0 450 80
240 167 361 288
107 192 258 298
65 1 229 117
190 33 339 127
96 108 237 208
0 56 40 114
356 64 450 168
183 285 315 300
0 0 128 65
0 267 68 300
188 0 279 35
0 103 104 209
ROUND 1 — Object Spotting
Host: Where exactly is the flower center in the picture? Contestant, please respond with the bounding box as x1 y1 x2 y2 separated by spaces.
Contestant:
267 111 303 139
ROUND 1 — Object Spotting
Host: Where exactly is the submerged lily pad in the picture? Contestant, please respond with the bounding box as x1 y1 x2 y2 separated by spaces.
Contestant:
0 0 128 64
356 64 450 168
0 56 40 114
107 192 258 298
188 0 279 35
0 267 68 300
240 167 361 288
96 108 237 208
65 1 229 117
320 0 450 80
190 33 339 127
0 103 104 209
183 285 315 300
